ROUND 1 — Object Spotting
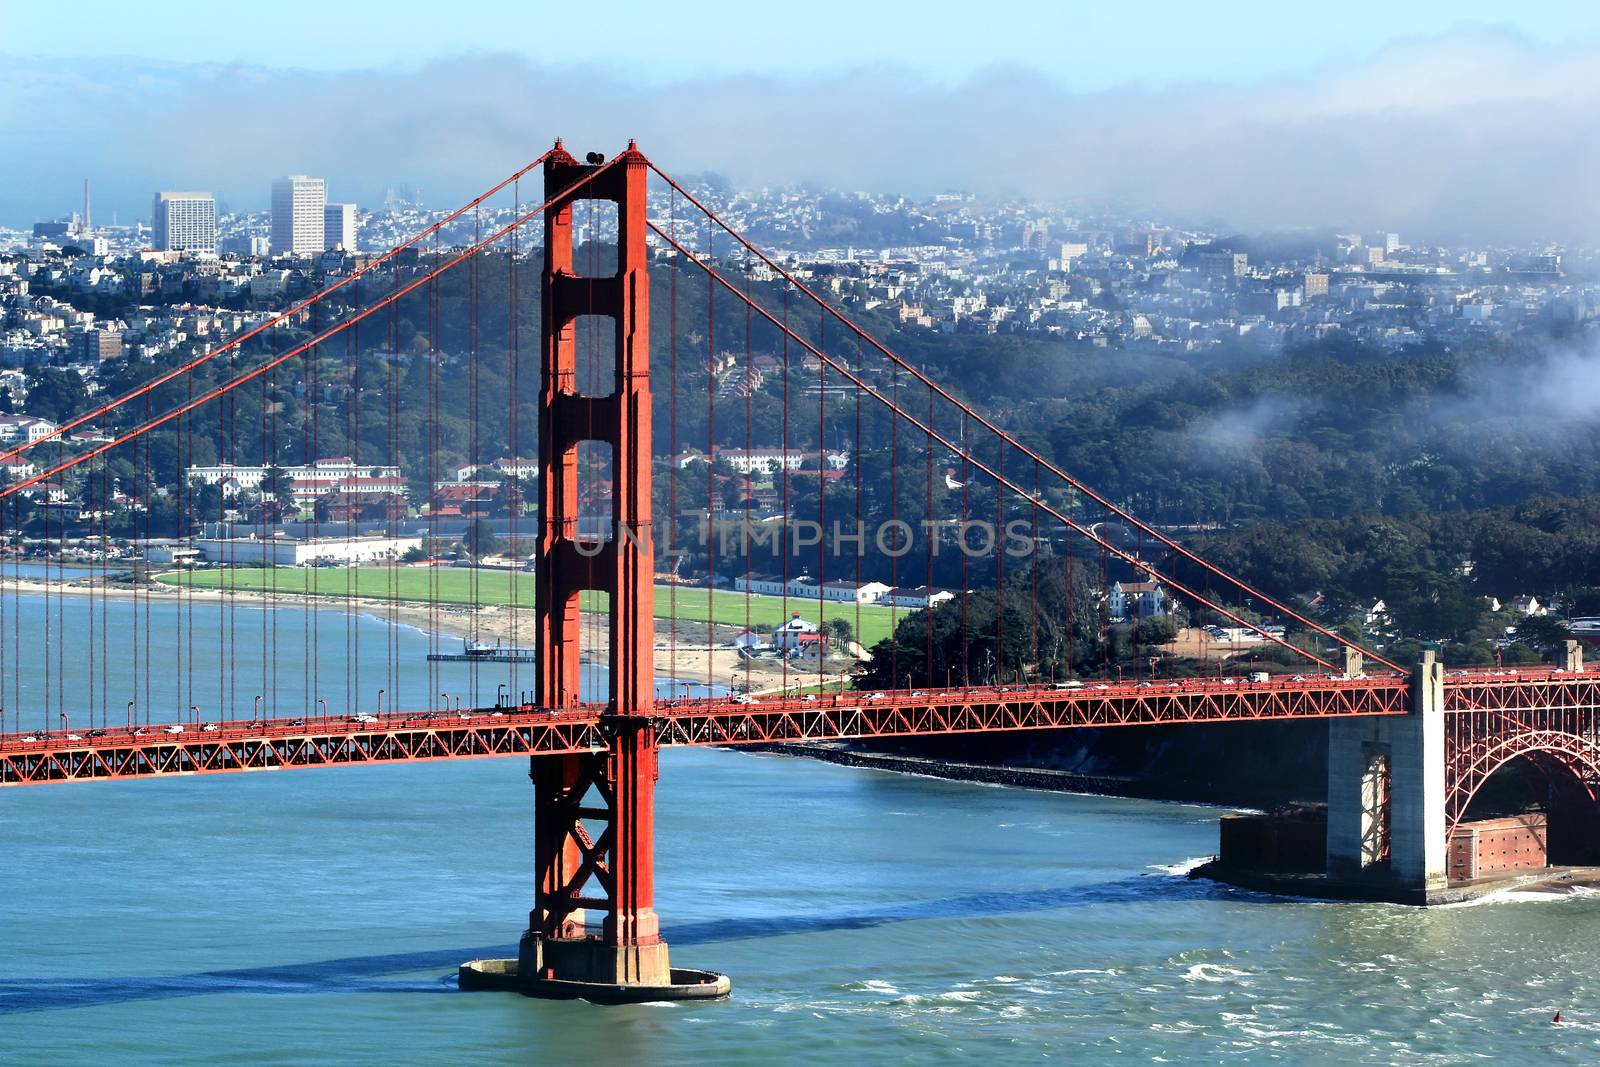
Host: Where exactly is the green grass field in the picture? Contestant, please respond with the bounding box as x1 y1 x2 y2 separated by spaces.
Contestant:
158 566 900 646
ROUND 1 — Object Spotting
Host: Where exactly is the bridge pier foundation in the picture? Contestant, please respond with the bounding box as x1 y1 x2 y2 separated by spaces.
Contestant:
1326 652 1448 902
460 735 728 1001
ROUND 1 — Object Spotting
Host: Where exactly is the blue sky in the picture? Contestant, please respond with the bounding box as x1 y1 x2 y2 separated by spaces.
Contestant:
4 2 1600 238
5 0 1598 88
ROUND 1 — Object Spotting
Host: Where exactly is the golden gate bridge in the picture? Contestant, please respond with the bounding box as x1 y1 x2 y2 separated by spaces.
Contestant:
0 143 1595 1000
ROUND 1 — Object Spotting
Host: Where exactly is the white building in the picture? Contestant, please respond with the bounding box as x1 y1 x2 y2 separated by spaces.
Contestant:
0 455 38 481
323 202 357 251
676 447 850 474
0 414 57 445
186 457 403 504
456 457 539 483
817 579 890 604
880 585 955 609
733 573 790 597
735 574 889 604
771 614 822 653
151 192 217 253
728 630 765 651
271 176 327 256
1107 580 1169 621
192 534 421 566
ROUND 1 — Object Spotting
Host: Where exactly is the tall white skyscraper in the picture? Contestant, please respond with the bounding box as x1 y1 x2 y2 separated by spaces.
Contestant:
323 202 357 251
151 191 217 252
271 175 326 255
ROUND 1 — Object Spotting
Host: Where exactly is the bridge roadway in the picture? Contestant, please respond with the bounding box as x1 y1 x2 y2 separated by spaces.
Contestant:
0 671 1430 786
4 668 1596 787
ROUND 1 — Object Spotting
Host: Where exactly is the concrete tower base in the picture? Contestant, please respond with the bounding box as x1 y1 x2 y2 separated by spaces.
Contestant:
1326 651 1448 902
460 932 729 1002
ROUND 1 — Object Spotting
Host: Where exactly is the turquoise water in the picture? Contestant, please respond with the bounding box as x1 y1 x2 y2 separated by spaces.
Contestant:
0 593 723 733
4 597 1600 1063
0 562 111 582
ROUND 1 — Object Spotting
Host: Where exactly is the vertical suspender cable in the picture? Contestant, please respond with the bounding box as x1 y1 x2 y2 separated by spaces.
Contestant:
853 333 863 673
780 285 790 694
307 286 317 719
348 276 360 717
743 251 753 695
925 383 935 687
816 307 826 691
423 231 435 705
668 190 679 690
888 361 899 688
508 177 521 700
705 216 715 692
996 436 1006 683
468 215 480 707
508 178 522 701
1031 457 1040 675
960 412 970 685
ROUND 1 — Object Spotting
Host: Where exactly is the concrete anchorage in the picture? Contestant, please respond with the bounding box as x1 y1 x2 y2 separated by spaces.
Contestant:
1326 651 1448 902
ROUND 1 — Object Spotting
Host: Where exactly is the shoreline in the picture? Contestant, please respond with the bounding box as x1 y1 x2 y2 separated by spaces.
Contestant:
6 573 851 694
756 744 1600 904
748 742 1287 808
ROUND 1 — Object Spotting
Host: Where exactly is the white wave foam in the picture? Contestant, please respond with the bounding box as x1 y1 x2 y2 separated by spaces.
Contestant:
853 979 899 995
1048 968 1117 977
1150 856 1212 876
895 989 982 1005
1435 886 1573 908
1184 963 1252 983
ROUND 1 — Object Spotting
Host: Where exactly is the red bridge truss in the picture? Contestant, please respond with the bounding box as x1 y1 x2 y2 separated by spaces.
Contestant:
1443 671 1600 836
5 672 1541 788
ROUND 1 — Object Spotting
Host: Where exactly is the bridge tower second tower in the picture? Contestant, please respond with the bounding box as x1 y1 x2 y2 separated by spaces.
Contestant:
463 142 727 1001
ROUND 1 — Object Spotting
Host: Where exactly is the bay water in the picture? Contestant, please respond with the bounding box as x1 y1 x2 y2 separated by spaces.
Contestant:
2 593 1599 1063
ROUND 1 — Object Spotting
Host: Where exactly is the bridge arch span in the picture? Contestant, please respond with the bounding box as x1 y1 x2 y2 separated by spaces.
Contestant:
1446 728 1600 840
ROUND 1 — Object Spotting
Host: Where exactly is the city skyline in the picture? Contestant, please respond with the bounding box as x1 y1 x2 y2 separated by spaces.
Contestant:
5 14 1600 242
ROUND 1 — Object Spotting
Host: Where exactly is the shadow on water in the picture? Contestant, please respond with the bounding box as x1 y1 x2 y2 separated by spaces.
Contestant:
0 872 1265 1015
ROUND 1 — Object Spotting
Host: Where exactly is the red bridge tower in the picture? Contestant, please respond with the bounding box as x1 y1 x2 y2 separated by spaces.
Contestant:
465 142 727 1000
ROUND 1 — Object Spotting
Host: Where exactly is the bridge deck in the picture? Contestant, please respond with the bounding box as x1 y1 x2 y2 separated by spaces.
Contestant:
8 667 1590 789
0 674 1426 787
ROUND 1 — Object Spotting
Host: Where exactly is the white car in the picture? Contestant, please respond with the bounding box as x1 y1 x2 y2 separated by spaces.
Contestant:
163 724 184 735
